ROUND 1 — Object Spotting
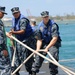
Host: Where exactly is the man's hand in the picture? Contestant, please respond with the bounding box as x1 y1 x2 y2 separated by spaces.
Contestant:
3 50 8 57
33 49 38 55
36 49 39 52
44 47 49 53
9 30 14 34
6 32 12 39
10 30 14 34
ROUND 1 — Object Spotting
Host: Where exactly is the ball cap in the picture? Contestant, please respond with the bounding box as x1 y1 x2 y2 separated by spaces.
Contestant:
41 11 49 17
0 6 7 15
30 18 36 22
11 7 20 14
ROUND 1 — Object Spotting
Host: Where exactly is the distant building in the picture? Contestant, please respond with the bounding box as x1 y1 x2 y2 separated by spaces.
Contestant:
2 17 12 27
2 17 12 21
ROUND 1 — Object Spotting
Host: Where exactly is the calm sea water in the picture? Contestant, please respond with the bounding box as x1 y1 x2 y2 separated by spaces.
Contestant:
58 22 75 69
5 22 75 69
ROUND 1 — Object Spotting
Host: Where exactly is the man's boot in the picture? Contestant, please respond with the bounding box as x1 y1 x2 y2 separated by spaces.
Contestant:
11 66 20 75
15 71 20 75
32 71 36 75
28 71 32 75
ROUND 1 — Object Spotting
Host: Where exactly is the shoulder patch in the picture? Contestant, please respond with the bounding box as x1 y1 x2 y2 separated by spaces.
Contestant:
40 26 43 31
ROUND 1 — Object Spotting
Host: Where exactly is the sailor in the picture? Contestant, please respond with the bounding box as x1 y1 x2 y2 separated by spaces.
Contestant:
7 7 36 75
30 18 37 31
31 11 62 75
0 6 11 75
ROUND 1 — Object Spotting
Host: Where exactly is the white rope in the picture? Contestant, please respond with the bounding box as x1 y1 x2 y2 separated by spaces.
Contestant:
11 47 16 67
39 50 71 75
40 50 75 74
47 52 71 75
6 32 75 75
65 66 75 72
39 50 75 62
11 53 34 75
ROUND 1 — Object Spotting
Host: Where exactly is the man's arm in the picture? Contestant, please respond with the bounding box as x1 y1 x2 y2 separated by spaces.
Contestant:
10 18 28 35
36 40 42 52
45 37 58 52
10 29 25 34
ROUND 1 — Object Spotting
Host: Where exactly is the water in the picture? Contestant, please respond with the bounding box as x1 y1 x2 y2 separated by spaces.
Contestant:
5 22 75 69
58 22 75 69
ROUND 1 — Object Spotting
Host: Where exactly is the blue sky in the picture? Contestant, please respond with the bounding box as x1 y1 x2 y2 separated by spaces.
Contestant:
0 0 75 17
